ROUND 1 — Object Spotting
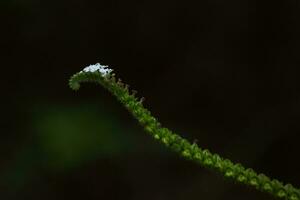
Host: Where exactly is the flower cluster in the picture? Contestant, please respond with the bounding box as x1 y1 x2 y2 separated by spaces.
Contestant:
69 63 300 200
81 63 113 77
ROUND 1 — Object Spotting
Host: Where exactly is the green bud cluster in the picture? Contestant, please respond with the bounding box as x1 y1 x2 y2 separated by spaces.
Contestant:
69 70 300 200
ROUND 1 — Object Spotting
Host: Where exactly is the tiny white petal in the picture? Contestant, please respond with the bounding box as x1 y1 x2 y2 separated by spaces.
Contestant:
81 63 113 77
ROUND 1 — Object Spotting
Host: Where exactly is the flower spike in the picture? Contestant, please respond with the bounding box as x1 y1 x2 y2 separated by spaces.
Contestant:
69 63 300 200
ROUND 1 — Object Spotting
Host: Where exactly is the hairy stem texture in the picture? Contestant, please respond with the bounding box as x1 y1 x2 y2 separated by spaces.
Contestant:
69 69 300 200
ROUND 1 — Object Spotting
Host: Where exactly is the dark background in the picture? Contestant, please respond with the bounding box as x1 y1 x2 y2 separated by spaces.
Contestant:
1 0 300 199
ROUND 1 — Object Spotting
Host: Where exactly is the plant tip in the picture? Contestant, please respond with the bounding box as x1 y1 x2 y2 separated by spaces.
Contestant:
81 63 113 77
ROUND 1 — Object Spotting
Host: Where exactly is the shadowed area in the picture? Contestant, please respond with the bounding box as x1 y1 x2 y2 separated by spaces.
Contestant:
1 0 300 199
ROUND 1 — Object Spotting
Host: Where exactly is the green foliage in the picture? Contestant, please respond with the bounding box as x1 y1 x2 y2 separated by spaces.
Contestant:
33 104 133 170
69 67 300 200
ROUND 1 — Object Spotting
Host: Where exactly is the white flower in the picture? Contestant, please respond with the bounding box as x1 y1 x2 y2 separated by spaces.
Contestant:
81 63 113 77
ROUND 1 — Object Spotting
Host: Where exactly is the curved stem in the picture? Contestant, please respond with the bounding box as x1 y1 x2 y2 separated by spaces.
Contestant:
69 69 300 200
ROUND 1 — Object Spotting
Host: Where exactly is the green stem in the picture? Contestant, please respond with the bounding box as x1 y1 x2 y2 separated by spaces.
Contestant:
69 70 300 200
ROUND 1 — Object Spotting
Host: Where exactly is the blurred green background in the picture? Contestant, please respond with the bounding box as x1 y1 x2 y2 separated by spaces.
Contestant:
1 0 300 199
